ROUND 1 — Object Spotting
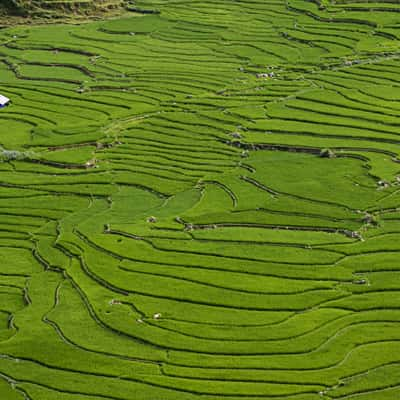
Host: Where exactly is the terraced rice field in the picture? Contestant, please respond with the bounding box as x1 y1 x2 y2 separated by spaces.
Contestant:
1 0 400 398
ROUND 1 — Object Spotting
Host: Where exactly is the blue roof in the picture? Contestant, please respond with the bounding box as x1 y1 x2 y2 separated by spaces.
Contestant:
0 95 10 106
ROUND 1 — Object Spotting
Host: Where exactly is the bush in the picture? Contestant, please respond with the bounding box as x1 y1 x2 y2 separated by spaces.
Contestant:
0 147 32 162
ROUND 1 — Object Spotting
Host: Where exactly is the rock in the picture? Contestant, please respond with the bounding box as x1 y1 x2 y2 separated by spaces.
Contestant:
362 213 378 225
353 279 367 285
319 148 335 158
185 223 194 231
378 180 390 189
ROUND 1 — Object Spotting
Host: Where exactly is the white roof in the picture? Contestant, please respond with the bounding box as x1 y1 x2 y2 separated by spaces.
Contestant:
0 95 10 105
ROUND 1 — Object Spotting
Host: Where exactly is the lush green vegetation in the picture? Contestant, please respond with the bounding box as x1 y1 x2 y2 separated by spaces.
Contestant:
0 0 132 24
0 0 400 398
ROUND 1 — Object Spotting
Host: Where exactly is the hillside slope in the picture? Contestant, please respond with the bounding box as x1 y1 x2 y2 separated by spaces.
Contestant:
0 0 129 17
0 1 400 399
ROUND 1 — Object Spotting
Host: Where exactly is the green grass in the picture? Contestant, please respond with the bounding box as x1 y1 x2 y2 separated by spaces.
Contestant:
0 0 399 399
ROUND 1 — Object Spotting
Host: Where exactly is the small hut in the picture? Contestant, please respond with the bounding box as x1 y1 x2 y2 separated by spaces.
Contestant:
0 95 10 108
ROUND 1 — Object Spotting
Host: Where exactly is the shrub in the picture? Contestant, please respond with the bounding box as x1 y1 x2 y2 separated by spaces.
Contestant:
0 147 32 162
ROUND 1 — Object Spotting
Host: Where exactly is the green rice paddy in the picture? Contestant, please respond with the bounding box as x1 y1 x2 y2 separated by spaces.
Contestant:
0 0 400 398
